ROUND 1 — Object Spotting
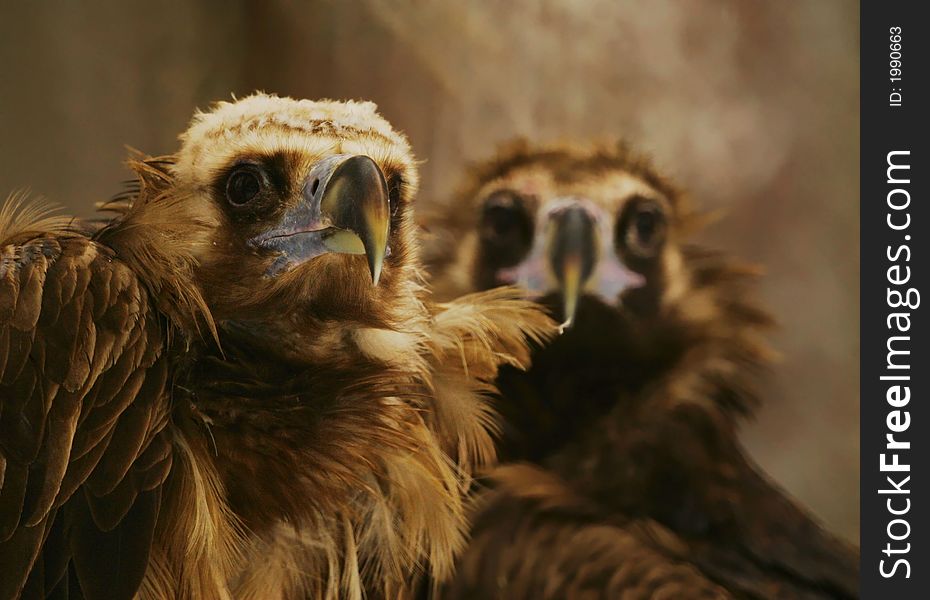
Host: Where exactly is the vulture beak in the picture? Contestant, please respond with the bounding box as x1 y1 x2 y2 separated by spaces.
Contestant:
547 204 598 331
252 154 391 284
500 198 644 330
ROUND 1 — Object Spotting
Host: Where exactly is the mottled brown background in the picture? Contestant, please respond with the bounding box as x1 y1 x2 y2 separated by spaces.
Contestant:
0 1 859 541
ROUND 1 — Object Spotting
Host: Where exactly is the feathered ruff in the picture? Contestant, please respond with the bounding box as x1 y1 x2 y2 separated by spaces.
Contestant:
166 286 556 599
426 286 556 473
94 154 220 345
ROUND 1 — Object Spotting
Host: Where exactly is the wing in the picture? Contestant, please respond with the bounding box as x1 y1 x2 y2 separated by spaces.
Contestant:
443 463 731 599
695 449 861 599
0 221 172 600
619 404 860 599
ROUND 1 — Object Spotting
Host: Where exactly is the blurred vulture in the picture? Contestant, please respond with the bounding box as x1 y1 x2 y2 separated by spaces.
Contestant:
427 141 859 599
0 95 553 600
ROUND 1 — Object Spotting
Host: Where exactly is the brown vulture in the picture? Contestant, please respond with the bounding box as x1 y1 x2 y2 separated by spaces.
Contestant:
426 140 859 599
0 95 554 599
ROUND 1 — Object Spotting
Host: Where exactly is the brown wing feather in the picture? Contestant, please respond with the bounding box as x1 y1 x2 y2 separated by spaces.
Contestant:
681 438 860 598
0 218 172 600
583 394 860 598
444 464 731 599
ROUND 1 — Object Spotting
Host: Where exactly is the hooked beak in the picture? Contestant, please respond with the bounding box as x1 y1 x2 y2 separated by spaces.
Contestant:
319 155 390 284
251 154 391 284
547 204 598 331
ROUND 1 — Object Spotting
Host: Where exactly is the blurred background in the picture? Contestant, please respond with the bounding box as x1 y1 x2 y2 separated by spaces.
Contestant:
0 1 859 541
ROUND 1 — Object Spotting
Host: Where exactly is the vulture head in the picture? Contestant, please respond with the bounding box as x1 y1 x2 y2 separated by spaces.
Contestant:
101 95 434 364
433 139 687 329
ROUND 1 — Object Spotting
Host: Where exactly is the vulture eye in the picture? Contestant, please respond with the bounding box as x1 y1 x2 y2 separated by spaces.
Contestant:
480 190 533 267
617 197 667 259
226 167 263 206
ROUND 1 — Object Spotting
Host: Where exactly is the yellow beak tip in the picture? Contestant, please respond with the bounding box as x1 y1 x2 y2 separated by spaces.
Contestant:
367 251 385 286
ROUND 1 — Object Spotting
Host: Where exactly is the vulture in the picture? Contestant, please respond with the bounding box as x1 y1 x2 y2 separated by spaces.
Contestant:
426 140 859 598
0 95 553 600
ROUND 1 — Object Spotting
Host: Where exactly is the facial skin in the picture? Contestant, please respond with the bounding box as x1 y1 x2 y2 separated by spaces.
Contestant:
192 149 397 320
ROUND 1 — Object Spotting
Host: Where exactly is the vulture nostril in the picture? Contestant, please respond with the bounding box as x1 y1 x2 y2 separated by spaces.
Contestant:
310 178 321 196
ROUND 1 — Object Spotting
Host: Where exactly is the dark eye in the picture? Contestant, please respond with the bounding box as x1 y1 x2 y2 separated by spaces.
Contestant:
226 167 263 206
479 191 534 266
617 197 667 259
484 205 522 239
